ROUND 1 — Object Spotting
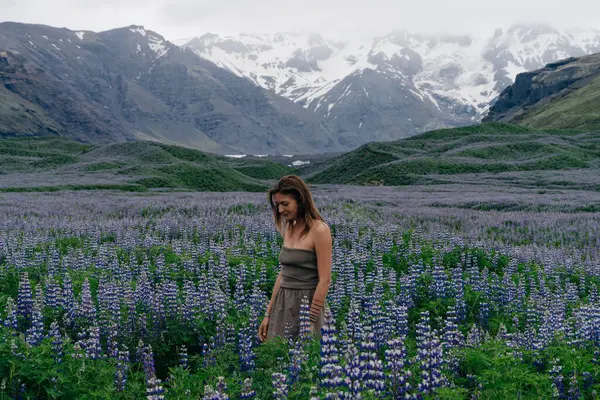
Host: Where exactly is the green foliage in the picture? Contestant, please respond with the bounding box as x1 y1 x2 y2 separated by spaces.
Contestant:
515 74 600 131
0 137 284 192
306 122 599 186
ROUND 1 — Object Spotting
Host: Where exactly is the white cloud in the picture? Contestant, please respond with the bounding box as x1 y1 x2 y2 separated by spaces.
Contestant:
1 0 599 41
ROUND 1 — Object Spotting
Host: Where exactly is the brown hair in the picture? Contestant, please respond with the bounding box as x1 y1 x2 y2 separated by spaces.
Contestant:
268 175 324 239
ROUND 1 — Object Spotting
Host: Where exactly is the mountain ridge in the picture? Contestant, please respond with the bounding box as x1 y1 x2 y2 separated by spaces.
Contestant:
180 24 600 146
0 22 339 155
483 52 600 130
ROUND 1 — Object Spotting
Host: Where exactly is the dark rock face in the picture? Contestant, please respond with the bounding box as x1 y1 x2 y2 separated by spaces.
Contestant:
483 53 600 123
0 22 338 154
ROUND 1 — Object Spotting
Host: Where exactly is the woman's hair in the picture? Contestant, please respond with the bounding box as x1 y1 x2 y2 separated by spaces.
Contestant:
268 175 324 238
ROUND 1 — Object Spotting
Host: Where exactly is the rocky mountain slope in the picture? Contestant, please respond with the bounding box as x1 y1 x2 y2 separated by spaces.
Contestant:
182 24 600 144
0 22 337 155
483 53 600 130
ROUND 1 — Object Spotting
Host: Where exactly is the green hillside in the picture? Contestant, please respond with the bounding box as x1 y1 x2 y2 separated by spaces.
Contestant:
512 75 600 130
304 123 600 186
0 137 292 192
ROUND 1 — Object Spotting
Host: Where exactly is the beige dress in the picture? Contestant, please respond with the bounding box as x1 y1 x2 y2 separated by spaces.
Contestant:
266 246 326 341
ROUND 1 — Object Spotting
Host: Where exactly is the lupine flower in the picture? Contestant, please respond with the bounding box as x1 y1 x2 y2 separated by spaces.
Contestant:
115 348 130 392
25 295 44 346
272 373 288 400
319 308 344 398
343 343 364 399
142 345 165 400
78 277 96 324
549 359 565 399
3 297 18 331
240 378 256 399
17 272 33 322
179 345 188 369
385 337 412 399
358 328 385 394
49 321 63 364
84 326 102 360
416 311 444 395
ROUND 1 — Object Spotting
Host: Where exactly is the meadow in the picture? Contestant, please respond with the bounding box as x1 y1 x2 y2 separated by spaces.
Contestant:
0 185 599 399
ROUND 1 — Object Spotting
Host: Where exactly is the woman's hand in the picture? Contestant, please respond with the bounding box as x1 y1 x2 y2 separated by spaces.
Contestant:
258 317 270 342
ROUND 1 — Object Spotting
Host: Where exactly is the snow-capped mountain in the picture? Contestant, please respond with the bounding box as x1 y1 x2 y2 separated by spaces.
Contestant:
1 22 337 154
180 24 600 142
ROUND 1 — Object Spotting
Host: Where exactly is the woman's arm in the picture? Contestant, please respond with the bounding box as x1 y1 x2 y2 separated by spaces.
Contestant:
309 222 332 322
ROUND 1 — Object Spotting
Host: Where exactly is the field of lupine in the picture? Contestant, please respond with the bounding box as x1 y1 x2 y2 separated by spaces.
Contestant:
1 187 600 399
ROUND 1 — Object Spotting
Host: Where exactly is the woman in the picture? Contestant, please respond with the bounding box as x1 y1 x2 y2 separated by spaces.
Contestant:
258 175 332 342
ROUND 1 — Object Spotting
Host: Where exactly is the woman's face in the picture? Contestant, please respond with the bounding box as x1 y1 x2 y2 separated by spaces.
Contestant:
272 193 299 221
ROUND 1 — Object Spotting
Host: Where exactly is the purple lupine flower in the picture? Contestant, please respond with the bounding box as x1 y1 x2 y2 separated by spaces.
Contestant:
135 270 153 310
45 276 59 309
385 337 412 399
431 263 448 299
466 324 483 348
3 297 18 331
216 377 228 398
288 297 310 386
179 345 188 369
319 308 344 397
549 359 565 399
272 373 288 400
106 321 119 358
345 299 363 344
309 386 319 400
233 264 247 312
115 348 130 392
240 378 256 399
582 371 594 392
238 327 256 372
17 272 33 322
358 328 385 395
85 326 102 360
48 321 63 364
416 311 444 396
567 372 581 400
78 277 96 324
182 280 197 323
61 273 75 326
25 295 44 346
142 344 165 400
478 302 490 331
343 343 364 399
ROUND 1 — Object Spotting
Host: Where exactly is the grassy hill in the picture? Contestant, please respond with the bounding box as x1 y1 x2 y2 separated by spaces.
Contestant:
484 53 600 131
511 74 600 130
0 137 292 192
303 123 600 186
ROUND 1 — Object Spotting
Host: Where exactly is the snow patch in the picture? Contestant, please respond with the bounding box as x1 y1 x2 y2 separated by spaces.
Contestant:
225 154 246 158
75 31 86 40
41 35 48 40
130 27 147 36
52 44 61 51
148 36 169 59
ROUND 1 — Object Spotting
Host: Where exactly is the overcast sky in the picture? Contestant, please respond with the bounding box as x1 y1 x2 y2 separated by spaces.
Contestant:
2 0 599 41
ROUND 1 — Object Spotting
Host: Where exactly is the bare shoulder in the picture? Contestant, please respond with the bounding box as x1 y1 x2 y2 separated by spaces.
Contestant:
312 220 331 239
